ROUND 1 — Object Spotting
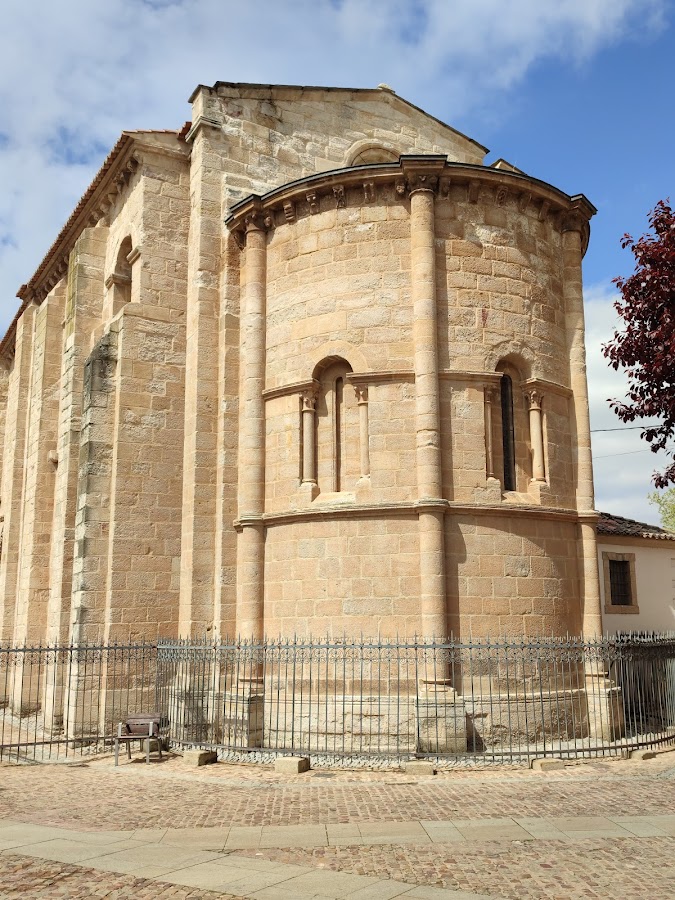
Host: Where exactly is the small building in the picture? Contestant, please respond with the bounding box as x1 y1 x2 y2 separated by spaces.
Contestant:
597 512 675 634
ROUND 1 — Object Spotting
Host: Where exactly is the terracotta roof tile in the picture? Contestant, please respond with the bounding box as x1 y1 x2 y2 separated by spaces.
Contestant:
597 511 675 541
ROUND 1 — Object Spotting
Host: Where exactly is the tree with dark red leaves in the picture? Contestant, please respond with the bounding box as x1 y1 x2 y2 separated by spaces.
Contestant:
603 199 675 487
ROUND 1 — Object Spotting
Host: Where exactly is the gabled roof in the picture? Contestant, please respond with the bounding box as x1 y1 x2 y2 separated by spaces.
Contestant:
192 81 489 156
597 511 675 541
0 128 187 361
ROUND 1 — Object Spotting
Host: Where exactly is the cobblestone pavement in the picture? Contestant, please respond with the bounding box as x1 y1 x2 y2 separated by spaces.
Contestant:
0 854 245 900
1 752 674 898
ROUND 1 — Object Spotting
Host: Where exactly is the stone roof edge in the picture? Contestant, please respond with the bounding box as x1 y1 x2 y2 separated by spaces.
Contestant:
189 81 489 155
225 157 596 236
0 129 186 362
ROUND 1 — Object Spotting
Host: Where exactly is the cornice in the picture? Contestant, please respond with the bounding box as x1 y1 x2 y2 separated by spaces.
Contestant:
235 499 585 529
225 156 596 249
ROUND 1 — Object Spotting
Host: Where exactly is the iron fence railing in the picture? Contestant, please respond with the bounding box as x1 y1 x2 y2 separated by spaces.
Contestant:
0 642 157 762
2 633 675 765
158 633 675 764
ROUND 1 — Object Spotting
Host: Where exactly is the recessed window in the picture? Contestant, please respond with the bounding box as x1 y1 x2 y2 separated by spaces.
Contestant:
608 559 632 606
500 374 516 491
602 552 639 614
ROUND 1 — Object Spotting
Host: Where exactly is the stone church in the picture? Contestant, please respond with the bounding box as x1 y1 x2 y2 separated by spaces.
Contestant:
0 82 601 647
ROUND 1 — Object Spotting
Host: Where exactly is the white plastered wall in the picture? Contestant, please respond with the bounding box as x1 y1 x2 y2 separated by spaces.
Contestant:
598 538 675 634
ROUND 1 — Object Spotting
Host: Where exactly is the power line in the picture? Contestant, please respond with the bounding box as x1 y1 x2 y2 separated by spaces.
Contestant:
591 425 661 433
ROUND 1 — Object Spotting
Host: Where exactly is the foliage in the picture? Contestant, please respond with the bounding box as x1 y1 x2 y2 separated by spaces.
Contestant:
648 488 675 531
603 199 675 487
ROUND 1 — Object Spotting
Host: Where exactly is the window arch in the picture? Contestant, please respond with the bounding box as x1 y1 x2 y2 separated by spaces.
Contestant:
311 357 358 493
345 141 398 167
105 236 133 319
493 359 529 492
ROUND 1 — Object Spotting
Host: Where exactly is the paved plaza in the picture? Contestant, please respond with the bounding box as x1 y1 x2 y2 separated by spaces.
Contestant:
1 751 675 898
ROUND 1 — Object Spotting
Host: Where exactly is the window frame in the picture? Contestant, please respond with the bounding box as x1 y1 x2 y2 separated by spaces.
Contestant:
602 551 639 615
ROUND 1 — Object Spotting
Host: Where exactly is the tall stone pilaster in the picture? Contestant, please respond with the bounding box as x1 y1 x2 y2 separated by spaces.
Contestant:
236 209 267 641
0 303 37 644
404 157 447 640
563 212 602 637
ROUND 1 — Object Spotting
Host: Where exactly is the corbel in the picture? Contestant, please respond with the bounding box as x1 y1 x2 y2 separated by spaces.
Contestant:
333 185 346 209
467 181 480 203
363 181 375 203
518 191 531 213
283 201 295 222
306 191 319 214
538 199 550 222
495 187 508 207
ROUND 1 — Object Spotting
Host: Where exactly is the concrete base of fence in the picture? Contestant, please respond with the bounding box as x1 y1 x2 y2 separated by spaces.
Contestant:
416 684 467 753
585 676 625 742
403 760 437 776
530 757 566 772
181 749 218 766
275 755 310 774
629 748 658 761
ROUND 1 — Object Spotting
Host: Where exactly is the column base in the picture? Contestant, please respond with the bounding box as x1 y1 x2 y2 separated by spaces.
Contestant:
416 680 467 753
585 674 625 742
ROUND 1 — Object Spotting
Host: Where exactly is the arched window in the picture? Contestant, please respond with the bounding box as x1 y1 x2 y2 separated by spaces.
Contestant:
105 236 133 319
311 357 357 494
500 374 516 491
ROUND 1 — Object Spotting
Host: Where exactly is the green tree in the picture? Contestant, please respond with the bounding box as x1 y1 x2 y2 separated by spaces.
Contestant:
648 487 675 531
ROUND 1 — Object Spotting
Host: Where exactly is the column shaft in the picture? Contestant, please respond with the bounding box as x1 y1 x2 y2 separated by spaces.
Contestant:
527 393 546 482
484 388 495 480
236 217 267 640
563 218 602 636
410 184 445 639
301 392 316 484
356 386 370 477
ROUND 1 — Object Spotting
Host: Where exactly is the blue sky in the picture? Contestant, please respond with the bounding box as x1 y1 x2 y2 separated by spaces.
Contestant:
0 0 672 522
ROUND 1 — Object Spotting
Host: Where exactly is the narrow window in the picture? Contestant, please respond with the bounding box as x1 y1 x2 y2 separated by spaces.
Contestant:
609 560 632 606
500 374 516 491
334 377 343 492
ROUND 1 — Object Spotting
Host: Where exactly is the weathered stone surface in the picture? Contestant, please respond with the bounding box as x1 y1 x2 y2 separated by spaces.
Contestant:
181 750 218 766
274 756 310 774
530 757 566 772
0 81 600 665
403 761 437 776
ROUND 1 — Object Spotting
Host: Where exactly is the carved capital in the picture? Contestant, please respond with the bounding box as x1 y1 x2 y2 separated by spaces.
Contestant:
406 172 439 195
561 210 586 233
524 388 543 410
484 386 497 404
244 207 267 233
354 384 368 405
301 388 318 412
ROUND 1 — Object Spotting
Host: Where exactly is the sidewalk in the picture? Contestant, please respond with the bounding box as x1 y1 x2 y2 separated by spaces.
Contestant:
1 751 674 898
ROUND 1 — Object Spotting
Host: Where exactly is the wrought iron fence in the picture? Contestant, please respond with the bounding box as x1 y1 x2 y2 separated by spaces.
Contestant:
2 634 675 765
158 633 675 764
0 642 157 763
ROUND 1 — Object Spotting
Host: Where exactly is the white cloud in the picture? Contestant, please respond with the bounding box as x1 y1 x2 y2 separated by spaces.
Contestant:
0 1 668 529
585 282 668 524
0 0 665 327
